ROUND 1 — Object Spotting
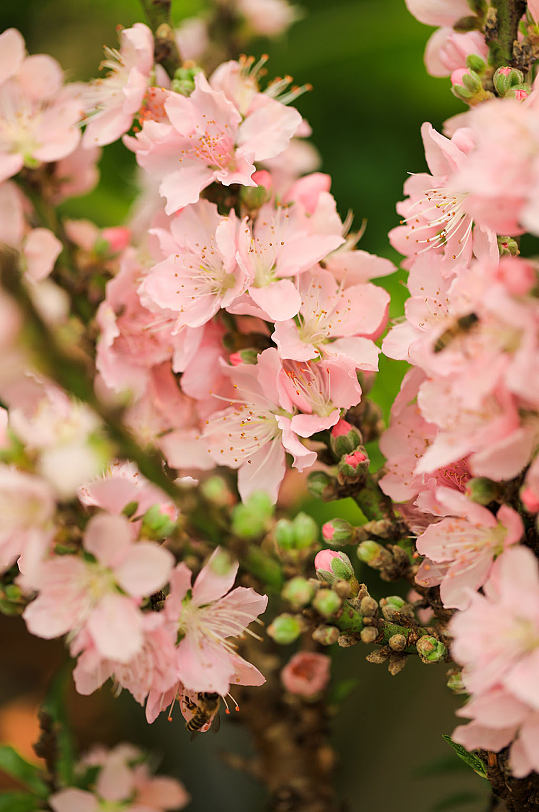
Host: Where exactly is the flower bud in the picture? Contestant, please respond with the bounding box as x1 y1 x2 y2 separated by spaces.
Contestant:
141 504 176 539
312 625 340 646
229 348 259 365
267 613 303 645
337 447 369 484
521 486 539 514
313 588 342 618
360 626 378 644
493 66 524 96
497 236 520 257
321 518 354 546
465 53 485 73
307 470 333 500
416 635 447 663
465 477 498 505
330 419 362 458
172 65 202 95
292 512 318 549
239 183 272 211
447 671 467 694
201 475 234 507
232 491 273 539
357 540 391 569
314 550 355 583
388 633 407 652
282 576 315 608
379 595 406 621
334 579 352 599
274 518 295 550
281 652 330 697
505 85 530 101
359 595 378 617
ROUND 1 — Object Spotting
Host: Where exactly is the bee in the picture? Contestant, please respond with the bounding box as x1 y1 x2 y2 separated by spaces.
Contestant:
433 312 479 354
183 691 221 734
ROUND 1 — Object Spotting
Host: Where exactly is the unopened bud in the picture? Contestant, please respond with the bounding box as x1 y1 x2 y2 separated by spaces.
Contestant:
201 475 234 507
229 348 259 365
275 518 295 550
493 66 525 96
282 576 315 608
141 504 176 539
337 447 369 484
172 65 202 96
416 635 447 663
313 588 342 618
232 491 273 539
292 512 318 549
380 595 406 621
465 53 485 73
307 470 333 500
312 625 340 646
521 485 539 514
359 596 378 617
497 236 520 257
334 579 352 599
465 477 498 505
314 550 355 583
505 84 530 101
357 540 391 569
447 671 467 694
322 518 354 546
388 633 407 652
330 419 362 458
360 626 379 644
267 613 303 645
240 184 271 210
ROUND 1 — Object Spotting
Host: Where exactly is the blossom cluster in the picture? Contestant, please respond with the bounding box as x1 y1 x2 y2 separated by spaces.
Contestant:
383 0 539 777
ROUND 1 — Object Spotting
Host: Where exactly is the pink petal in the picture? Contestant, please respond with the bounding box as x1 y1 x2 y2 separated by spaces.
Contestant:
84 513 134 569
114 542 174 598
87 594 143 663
176 634 234 695
23 228 62 281
135 775 190 809
237 439 286 503
50 789 98 812
96 749 135 803
192 546 239 606
0 29 25 84
238 97 301 161
505 649 539 711
0 151 24 183
497 504 524 547
165 563 192 619
249 279 302 321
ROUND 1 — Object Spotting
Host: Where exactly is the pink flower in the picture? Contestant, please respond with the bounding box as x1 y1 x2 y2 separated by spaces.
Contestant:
450 546 539 706
0 32 81 181
281 651 330 697
415 488 523 609
83 23 154 147
203 348 317 502
424 28 488 78
389 123 497 273
52 143 101 202
163 547 268 696
22 228 62 282
273 267 385 367
404 0 470 26
23 513 174 662
78 460 176 522
50 743 189 811
453 688 539 778
0 464 54 575
126 71 301 214
237 0 300 35
140 200 248 329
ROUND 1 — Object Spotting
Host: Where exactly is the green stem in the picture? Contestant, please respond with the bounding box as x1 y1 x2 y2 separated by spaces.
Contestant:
139 0 181 76
0 249 183 504
489 0 527 66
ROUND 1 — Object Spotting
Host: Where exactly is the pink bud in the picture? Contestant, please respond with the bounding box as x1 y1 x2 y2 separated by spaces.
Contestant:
252 169 272 190
521 486 539 513
281 652 331 697
497 257 536 296
102 226 131 253
314 549 340 572
514 89 529 101
331 419 355 438
229 352 243 366
450 68 467 87
498 67 512 76
322 522 335 542
344 449 367 467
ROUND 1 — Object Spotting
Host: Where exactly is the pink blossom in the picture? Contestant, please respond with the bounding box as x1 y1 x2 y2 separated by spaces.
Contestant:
52 143 101 202
453 688 539 778
83 23 154 147
281 652 330 697
203 348 317 501
22 228 62 281
0 34 81 181
126 71 301 214
140 200 248 329
23 512 174 662
78 460 176 522
450 546 539 707
163 548 267 696
273 267 385 367
389 123 497 273
175 17 209 62
416 488 523 609
0 464 54 576
237 0 300 35
404 0 470 26
424 28 488 78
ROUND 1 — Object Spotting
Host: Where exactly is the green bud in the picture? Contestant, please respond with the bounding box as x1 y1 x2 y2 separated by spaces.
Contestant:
497 236 520 256
465 477 498 505
292 512 318 549
312 624 340 645
172 65 202 96
329 419 363 458
240 184 271 210
274 518 295 550
200 475 233 507
416 635 447 663
462 70 482 93
451 84 475 102
321 518 354 546
267 613 303 644
505 83 531 100
141 504 176 539
313 588 342 618
357 540 391 569
307 470 333 500
447 671 467 694
380 595 408 621
231 348 259 365
493 66 525 97
281 576 315 608
465 53 485 73
232 491 273 539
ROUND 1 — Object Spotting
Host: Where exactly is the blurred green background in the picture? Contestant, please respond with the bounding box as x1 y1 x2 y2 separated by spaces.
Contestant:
0 1 490 810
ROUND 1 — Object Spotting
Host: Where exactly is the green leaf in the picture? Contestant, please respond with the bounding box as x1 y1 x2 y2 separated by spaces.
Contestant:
442 734 488 778
0 748 48 798
0 792 41 812
39 667 76 787
431 791 481 811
